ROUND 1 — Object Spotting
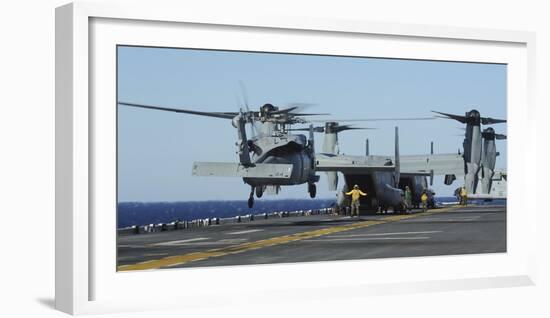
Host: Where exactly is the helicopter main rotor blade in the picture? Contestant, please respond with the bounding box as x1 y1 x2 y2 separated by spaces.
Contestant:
118 102 238 119
288 126 325 132
308 117 436 123
339 126 377 131
268 106 299 115
288 112 331 116
285 102 318 113
288 126 376 132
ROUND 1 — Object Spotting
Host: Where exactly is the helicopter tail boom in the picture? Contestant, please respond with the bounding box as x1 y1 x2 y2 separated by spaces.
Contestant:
192 162 293 179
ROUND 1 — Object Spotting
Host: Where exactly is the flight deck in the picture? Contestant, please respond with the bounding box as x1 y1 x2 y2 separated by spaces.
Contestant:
117 204 506 271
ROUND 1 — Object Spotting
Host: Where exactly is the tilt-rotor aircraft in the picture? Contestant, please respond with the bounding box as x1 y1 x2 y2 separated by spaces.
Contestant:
300 109 506 211
433 110 506 196
118 101 434 208
291 120 453 212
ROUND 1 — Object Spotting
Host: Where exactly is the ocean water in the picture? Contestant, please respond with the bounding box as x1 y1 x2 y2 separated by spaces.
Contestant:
117 196 506 228
117 199 335 228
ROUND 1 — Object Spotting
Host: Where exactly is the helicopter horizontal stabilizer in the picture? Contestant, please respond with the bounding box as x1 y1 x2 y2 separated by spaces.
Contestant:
192 162 293 179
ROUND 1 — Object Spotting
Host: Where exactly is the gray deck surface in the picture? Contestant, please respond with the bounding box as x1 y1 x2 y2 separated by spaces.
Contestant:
117 204 506 271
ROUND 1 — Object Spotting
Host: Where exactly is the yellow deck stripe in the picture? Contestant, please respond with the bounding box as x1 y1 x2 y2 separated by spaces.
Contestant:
118 206 457 271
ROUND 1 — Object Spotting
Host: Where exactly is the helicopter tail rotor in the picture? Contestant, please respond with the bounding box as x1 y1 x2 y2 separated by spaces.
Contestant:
235 111 252 166
238 81 259 137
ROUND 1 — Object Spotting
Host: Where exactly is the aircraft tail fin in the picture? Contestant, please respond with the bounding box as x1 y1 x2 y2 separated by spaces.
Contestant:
394 126 400 187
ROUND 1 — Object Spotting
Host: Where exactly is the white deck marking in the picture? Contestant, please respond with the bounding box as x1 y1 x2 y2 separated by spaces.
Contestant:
304 236 430 242
175 238 249 246
327 230 441 238
226 229 264 235
403 216 481 222
152 237 209 246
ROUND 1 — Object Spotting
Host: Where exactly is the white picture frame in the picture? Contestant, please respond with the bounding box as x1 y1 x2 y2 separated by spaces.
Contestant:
56 2 537 315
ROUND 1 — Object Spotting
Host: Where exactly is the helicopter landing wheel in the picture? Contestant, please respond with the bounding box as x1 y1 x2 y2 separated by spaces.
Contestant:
308 183 317 198
255 186 264 198
248 188 255 208
393 206 400 214
248 195 254 208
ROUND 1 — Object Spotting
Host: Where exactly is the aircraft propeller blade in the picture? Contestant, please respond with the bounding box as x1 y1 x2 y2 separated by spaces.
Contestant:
481 117 507 125
431 111 468 123
432 110 506 125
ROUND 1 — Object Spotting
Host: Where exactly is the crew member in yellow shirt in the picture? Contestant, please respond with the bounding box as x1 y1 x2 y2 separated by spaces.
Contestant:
345 184 367 217
421 190 429 212
459 186 468 206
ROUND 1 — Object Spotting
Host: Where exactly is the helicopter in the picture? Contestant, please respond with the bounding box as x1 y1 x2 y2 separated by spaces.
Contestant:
119 101 327 208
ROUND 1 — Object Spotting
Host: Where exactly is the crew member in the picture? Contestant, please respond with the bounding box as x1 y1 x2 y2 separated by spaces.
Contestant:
460 186 468 206
345 184 367 217
454 187 461 203
404 186 412 211
421 190 428 212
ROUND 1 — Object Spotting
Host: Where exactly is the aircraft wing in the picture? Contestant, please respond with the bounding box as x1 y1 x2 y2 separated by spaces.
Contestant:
315 154 395 174
192 162 292 178
316 153 464 176
467 193 507 200
399 153 465 176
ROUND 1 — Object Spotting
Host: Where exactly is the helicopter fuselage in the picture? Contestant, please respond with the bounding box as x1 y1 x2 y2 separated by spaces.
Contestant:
243 133 317 187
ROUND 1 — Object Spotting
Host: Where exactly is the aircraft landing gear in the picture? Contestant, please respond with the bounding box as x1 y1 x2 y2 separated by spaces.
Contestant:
255 186 264 198
308 183 317 198
248 187 255 208
394 203 407 214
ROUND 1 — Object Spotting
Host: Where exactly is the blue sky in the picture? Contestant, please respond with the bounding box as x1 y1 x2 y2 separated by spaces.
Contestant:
117 46 507 202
